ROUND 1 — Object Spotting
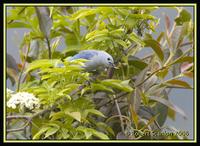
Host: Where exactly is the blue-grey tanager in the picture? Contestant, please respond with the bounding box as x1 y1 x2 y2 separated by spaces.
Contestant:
68 50 115 72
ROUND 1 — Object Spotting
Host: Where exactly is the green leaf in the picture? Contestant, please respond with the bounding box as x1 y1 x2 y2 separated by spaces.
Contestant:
170 56 193 66
76 126 92 139
129 14 156 20
140 114 159 131
84 130 93 139
138 90 149 105
70 9 98 20
130 105 139 129
65 32 80 50
57 88 71 96
7 22 31 28
85 109 106 118
25 59 61 73
110 28 124 38
114 39 128 48
51 37 61 52
183 71 193 78
91 83 114 93
157 32 165 42
90 128 109 139
144 39 164 61
164 79 192 89
152 90 168 127
128 56 148 76
156 68 169 79
60 128 70 139
46 123 61 129
85 29 109 41
33 127 49 139
116 8 155 20
129 32 145 46
101 79 133 92
77 126 109 139
50 111 66 121
96 122 115 136
168 108 176 121
80 87 91 96
175 9 191 26
65 111 81 122
44 127 59 139
129 89 141 115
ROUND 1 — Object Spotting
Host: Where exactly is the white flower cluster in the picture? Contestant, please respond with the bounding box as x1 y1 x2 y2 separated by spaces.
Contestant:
7 88 14 94
7 92 40 110
7 88 14 99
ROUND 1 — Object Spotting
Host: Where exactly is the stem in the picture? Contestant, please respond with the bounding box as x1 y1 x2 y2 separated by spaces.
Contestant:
135 66 167 88
7 7 26 24
17 45 30 92
106 114 130 123
46 37 51 59
114 98 125 133
179 41 193 48
141 54 154 61
6 116 31 132
136 47 193 88
97 92 128 108
162 22 176 48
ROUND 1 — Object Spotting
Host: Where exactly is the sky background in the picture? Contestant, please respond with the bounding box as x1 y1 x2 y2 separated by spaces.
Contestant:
6 6 194 139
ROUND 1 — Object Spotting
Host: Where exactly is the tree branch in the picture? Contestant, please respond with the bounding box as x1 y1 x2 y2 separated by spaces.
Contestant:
97 92 129 108
6 115 31 132
7 7 26 24
135 66 167 88
179 41 193 48
114 98 125 133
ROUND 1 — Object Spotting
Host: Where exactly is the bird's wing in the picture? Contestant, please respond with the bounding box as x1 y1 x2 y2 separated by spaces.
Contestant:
70 50 98 60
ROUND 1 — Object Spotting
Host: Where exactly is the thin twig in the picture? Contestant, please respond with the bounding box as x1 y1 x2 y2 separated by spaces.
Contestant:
46 37 52 59
97 92 128 108
6 115 32 132
179 41 193 48
141 54 154 61
135 66 167 88
114 98 125 133
106 114 130 123
6 115 30 120
7 120 31 132
7 7 26 24
17 44 30 92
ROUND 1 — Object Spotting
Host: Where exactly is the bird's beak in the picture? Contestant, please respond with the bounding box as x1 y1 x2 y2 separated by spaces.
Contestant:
109 63 116 68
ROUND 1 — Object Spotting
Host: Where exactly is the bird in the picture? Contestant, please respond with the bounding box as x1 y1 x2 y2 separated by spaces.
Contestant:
61 50 115 72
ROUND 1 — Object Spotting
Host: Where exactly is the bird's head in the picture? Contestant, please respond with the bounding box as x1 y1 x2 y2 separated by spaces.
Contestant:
99 51 115 68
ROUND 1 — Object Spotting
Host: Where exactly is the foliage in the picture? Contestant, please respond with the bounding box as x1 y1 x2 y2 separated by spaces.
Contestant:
6 6 193 140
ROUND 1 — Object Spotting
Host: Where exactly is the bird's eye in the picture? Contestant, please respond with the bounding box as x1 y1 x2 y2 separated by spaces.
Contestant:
107 58 111 61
